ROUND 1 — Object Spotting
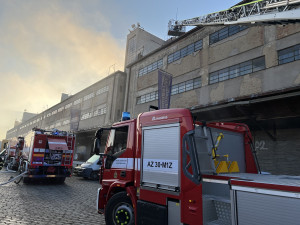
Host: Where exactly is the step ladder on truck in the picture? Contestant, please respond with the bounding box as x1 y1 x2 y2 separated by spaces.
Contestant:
94 108 300 225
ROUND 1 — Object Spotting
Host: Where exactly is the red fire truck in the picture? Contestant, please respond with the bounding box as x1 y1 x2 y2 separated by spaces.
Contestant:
95 108 300 225
16 128 75 183
4 138 19 170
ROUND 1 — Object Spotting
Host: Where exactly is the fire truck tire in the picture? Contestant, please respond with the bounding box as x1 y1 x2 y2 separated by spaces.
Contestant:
105 191 134 225
23 177 30 184
56 177 66 184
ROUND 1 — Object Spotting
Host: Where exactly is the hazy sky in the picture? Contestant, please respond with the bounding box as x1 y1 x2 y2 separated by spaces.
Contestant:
0 0 239 139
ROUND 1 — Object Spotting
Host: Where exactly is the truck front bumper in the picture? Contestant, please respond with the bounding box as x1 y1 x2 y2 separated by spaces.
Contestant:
26 166 71 178
26 174 68 178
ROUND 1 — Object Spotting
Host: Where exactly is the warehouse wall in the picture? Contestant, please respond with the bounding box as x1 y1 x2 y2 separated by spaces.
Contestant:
126 24 300 117
253 128 300 175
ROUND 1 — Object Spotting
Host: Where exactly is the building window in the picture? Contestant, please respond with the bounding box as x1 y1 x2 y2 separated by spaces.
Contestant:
74 98 82 105
58 107 64 112
81 112 92 120
168 40 203 64
136 77 201 105
137 91 158 105
209 56 265 84
84 92 95 101
171 78 201 96
209 25 248 45
94 106 107 116
194 40 203 51
96 86 109 95
138 59 163 77
278 44 300 65
65 103 72 109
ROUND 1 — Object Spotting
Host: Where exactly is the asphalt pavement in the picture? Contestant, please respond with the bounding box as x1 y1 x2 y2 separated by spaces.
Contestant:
0 170 105 224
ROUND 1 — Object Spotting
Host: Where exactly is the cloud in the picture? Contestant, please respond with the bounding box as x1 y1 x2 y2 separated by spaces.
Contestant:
0 0 125 139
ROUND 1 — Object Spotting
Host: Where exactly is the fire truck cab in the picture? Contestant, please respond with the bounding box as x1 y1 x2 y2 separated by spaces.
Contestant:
96 108 300 225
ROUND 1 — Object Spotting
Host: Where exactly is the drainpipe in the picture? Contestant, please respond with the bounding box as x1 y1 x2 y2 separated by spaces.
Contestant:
124 67 131 112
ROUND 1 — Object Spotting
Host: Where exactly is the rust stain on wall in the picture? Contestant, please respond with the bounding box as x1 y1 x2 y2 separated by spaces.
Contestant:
277 24 300 39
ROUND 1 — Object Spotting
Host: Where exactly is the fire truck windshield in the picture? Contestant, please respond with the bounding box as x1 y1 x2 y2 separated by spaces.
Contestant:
105 126 128 169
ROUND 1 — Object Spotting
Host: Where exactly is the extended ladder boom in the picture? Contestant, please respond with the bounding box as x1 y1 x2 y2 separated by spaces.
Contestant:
168 0 300 36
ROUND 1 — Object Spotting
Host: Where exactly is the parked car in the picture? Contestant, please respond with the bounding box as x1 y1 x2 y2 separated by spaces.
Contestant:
73 154 101 180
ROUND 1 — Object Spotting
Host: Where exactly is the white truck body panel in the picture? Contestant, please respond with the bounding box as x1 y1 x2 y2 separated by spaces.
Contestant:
141 123 180 191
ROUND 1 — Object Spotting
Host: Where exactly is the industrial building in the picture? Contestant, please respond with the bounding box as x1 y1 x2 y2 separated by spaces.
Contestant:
6 16 300 174
6 71 126 161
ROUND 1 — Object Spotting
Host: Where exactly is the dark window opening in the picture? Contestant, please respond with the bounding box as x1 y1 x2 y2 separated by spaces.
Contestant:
209 56 265 84
209 25 248 45
278 44 300 65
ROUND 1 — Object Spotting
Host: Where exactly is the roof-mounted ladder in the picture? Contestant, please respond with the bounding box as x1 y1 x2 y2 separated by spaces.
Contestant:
168 0 300 36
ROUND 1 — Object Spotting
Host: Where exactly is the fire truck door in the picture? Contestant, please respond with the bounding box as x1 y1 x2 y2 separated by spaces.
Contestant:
104 126 130 173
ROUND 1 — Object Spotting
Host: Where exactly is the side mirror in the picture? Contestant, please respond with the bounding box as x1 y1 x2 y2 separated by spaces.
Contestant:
93 138 101 155
99 153 108 158
97 159 102 165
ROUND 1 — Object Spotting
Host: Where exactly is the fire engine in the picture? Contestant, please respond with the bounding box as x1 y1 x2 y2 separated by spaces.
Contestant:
3 138 19 170
95 108 300 225
14 128 75 183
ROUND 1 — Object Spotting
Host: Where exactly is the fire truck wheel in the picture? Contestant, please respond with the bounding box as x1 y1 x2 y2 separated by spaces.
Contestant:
23 177 30 184
56 177 66 184
105 191 134 225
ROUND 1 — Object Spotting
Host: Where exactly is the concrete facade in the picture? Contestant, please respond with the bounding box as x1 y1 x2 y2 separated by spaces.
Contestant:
125 25 300 116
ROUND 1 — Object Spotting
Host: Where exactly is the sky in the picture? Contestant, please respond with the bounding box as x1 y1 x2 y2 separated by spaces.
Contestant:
0 0 239 140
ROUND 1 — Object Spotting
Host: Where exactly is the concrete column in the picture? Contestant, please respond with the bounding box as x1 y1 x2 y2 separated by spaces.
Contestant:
263 26 278 68
200 35 210 87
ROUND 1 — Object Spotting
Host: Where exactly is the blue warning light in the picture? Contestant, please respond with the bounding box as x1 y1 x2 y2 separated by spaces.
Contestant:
122 112 130 121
